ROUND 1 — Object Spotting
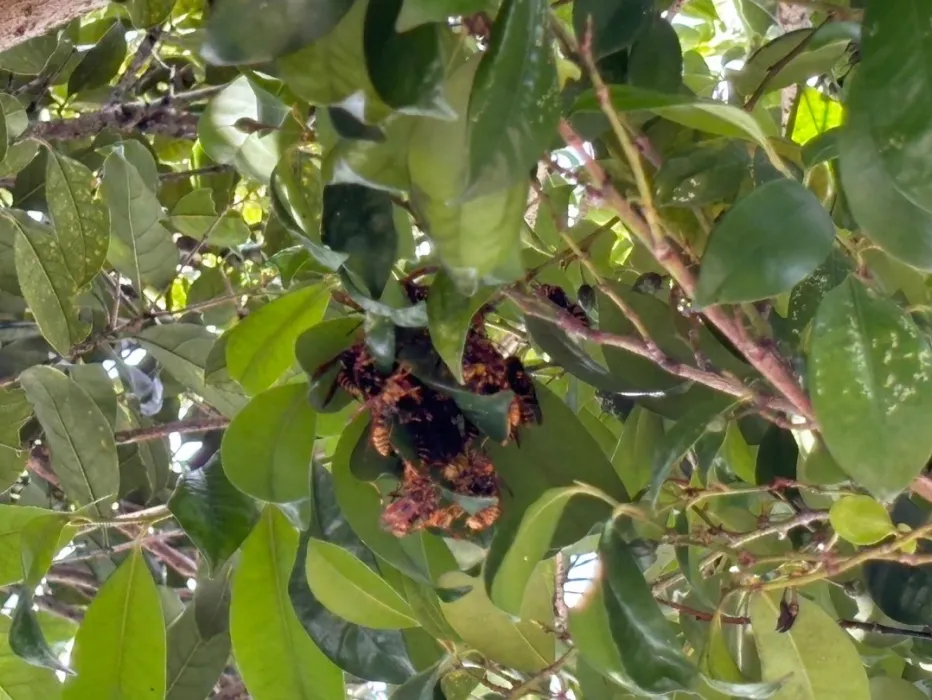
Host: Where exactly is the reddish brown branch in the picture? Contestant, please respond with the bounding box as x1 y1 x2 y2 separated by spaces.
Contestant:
114 417 231 445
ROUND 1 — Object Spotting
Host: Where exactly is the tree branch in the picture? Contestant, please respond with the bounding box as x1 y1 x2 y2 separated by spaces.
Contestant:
114 416 231 445
0 0 107 54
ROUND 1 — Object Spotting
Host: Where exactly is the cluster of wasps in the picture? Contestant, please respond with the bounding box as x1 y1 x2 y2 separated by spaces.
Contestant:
314 281 588 538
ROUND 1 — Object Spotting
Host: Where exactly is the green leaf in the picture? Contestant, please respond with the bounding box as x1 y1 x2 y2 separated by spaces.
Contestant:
305 538 419 629
791 87 844 147
748 592 871 700
572 0 652 58
221 383 317 503
125 0 175 28
628 16 683 94
45 150 110 289
463 0 560 199
0 386 32 449
830 495 895 546
437 567 554 672
427 272 495 383
599 515 697 694
67 20 126 95
9 592 72 675
198 76 294 183
270 148 322 239
655 142 748 208
165 606 231 700
0 506 60 586
390 659 447 700
486 382 628 547
569 580 639 693
289 464 416 684
869 676 927 700
167 454 261 575
277 0 389 123
134 324 249 418
10 211 89 355
695 179 835 306
734 23 858 98
225 283 330 394
203 0 355 64
321 184 397 298
408 57 524 292
851 1 932 212
0 34 57 76
231 506 344 700
0 139 40 180
63 549 166 700
839 69 932 271
295 316 362 411
20 366 118 518
0 615 61 700
396 0 490 31
485 486 598 617
170 189 250 248
611 405 664 496
573 85 786 171
20 514 70 587
810 278 932 500
364 0 450 118
100 148 178 292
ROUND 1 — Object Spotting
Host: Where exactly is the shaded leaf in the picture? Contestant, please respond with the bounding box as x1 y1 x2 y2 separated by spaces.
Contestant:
695 179 835 306
203 0 355 65
572 0 652 59
167 455 260 574
390 659 447 700
427 271 496 383
100 148 177 293
270 148 322 239
165 606 231 700
628 15 683 94
9 592 71 675
170 189 250 248
125 0 175 28
295 316 362 411
221 382 317 503
67 20 126 95
749 592 870 700
230 506 344 700
810 278 932 500
396 0 491 31
20 366 118 518
0 615 61 700
225 283 330 394
10 211 89 355
63 549 166 700
463 0 560 199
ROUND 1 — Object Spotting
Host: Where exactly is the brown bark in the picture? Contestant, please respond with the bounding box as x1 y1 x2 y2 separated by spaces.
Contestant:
0 0 108 54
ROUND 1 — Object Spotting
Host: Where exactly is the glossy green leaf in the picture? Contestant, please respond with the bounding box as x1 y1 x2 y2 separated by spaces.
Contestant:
198 76 294 183
749 592 871 700
100 148 178 293
437 566 554 672
45 150 109 289
167 454 260 574
574 85 786 170
486 383 628 547
226 283 330 394
463 0 559 199
0 506 60 587
203 0 354 64
125 0 174 27
830 495 896 546
810 278 932 500
364 0 450 117
839 67 932 271
270 148 322 239
135 324 249 418
10 591 72 674
221 383 317 503
851 1 932 212
20 514 70 587
408 57 524 293
170 188 250 248
231 506 343 700
165 606 231 700
67 20 126 95
426 272 495 383
0 614 62 699
20 366 118 518
655 142 748 208
396 0 491 31
63 549 166 700
485 486 598 617
10 211 89 355
277 0 389 123
695 179 835 305
611 405 663 496
572 0 652 58
599 515 696 694
628 15 683 94
289 464 416 684
305 538 419 629
734 23 858 97
321 183 397 298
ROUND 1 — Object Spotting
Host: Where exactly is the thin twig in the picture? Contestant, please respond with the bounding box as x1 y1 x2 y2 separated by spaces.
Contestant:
110 27 163 104
114 416 231 445
505 650 577 699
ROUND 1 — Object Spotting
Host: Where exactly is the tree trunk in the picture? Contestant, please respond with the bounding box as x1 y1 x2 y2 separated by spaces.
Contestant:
0 0 108 54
